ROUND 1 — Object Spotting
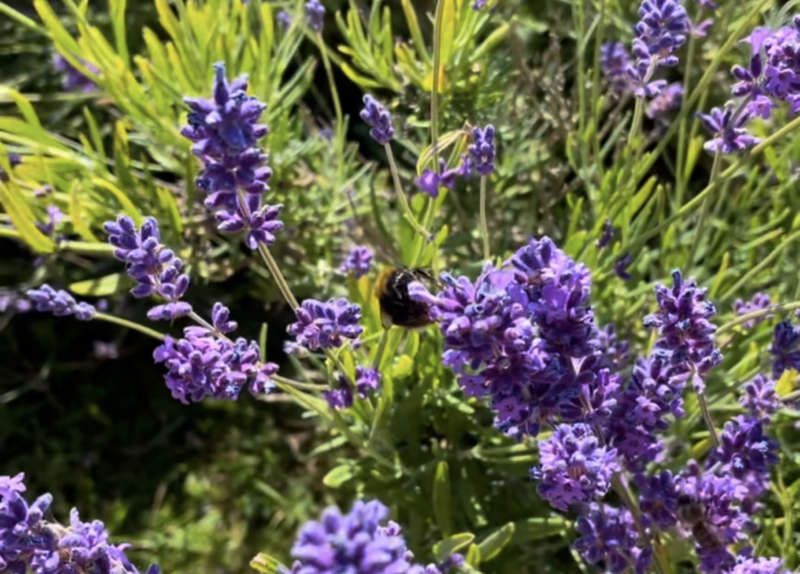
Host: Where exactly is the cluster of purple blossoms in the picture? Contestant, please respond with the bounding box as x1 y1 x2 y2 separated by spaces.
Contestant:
280 500 460 574
0 288 32 314
0 473 159 574
26 284 96 321
573 503 652 573
154 322 279 403
699 16 800 153
646 82 683 122
323 366 382 410
52 53 98 92
414 156 473 199
733 292 772 329
628 0 689 97
105 215 192 321
304 0 325 33
181 63 283 249
468 125 496 176
360 95 395 144
287 298 363 351
769 317 800 379
339 246 373 279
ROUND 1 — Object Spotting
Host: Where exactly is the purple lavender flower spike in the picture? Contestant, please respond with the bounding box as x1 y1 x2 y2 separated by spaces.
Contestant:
614 253 634 280
643 270 722 389
415 159 465 197
154 326 278 402
26 284 96 321
282 500 431 574
573 504 652 574
53 53 99 92
287 298 363 350
360 95 395 144
355 366 381 396
731 558 788 574
340 246 373 278
469 125 496 176
324 383 353 410
600 42 634 95
304 0 325 33
595 218 614 248
0 474 159 574
708 416 779 480
277 10 292 29
697 106 761 154
216 197 283 248
104 215 193 321
635 469 679 528
741 374 779 421
733 292 772 328
628 0 689 97
532 423 619 511
646 82 683 120
770 319 800 378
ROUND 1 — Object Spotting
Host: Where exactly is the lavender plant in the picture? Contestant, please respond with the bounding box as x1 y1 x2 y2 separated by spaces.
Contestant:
5 0 800 573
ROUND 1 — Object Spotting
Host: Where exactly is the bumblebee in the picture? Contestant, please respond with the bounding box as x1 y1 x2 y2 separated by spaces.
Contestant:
375 266 437 329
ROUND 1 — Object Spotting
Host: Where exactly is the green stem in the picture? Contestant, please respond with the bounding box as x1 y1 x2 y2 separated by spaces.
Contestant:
272 374 329 391
371 329 390 371
627 60 657 147
316 31 344 158
384 143 430 241
698 389 720 448
479 176 490 260
675 33 696 207
431 0 445 171
95 312 166 340
687 149 721 266
716 302 800 336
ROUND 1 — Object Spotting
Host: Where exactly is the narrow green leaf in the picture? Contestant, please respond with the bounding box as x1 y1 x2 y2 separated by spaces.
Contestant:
477 522 515 562
391 355 414 379
92 179 142 222
0 155 54 254
433 532 475 561
249 553 283 574
514 516 569 541
258 323 268 362
109 0 130 66
433 461 453 535
438 0 457 66
69 181 98 241
323 463 357 488
465 543 481 567
69 273 127 297
401 0 431 63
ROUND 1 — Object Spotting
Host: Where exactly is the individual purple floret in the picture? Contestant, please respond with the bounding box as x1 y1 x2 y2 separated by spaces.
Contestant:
635 469 679 529
287 298 363 350
595 218 614 248
532 423 620 511
697 105 761 154
359 95 395 144
628 0 690 97
0 288 32 314
707 416 779 480
26 284 96 321
600 42 634 96
215 196 284 249
597 323 630 371
52 53 99 92
153 325 278 403
277 9 292 29
614 254 633 280
770 319 800 378
733 292 772 329
643 270 722 390
35 205 64 238
415 157 471 198
104 215 193 321
281 500 433 574
304 0 325 33
468 125 496 176
355 366 381 396
472 0 488 9
741 374 780 421
0 473 159 574
573 503 652 574
340 246 373 279
646 82 683 120
0 153 21 182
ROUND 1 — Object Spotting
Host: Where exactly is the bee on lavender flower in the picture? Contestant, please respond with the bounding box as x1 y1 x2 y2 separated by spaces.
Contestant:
374 266 437 329
676 494 724 549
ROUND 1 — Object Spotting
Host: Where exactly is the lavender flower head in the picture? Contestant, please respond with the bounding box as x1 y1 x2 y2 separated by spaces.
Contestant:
288 298 363 350
415 157 472 198
53 53 99 92
707 416 779 481
468 125 496 176
573 503 652 574
360 95 394 144
104 215 193 321
154 322 279 403
731 558 789 574
181 63 281 249
281 500 431 574
646 82 683 120
532 423 620 511
733 292 772 329
277 10 292 30
340 246 373 279
628 0 690 97
697 105 761 154
304 0 325 33
770 319 800 378
0 473 159 574
600 42 634 95
643 270 722 389
26 284 96 321
741 374 780 421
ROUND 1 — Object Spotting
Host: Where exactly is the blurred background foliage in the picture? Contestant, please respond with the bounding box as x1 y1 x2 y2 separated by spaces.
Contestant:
2 0 800 573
